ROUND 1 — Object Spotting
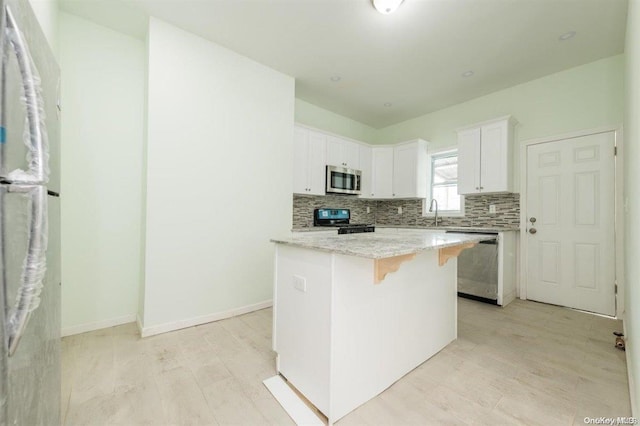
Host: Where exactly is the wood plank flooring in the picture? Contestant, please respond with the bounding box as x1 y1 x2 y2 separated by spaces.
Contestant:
62 298 631 425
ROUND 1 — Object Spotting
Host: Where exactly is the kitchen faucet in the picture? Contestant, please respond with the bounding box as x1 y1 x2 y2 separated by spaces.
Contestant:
429 198 440 227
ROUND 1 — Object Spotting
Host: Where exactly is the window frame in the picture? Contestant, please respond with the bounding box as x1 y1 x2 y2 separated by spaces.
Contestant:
422 148 465 218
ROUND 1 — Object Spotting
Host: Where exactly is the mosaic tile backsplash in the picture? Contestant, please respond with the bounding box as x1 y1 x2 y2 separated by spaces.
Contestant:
293 193 520 229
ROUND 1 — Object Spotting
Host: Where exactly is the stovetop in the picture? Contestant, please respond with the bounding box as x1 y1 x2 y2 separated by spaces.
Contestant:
313 208 374 234
337 224 375 234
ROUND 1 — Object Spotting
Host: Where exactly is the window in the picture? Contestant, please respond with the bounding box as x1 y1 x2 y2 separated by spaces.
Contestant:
427 150 463 215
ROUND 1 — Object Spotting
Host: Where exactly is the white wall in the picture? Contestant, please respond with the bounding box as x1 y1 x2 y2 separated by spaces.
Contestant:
141 18 294 334
28 0 58 55
625 0 640 414
59 12 145 335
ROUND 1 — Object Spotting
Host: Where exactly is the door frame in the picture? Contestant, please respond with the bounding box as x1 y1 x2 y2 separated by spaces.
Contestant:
518 125 624 318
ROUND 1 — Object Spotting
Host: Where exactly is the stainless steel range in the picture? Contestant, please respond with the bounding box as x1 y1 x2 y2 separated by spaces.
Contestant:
313 208 375 234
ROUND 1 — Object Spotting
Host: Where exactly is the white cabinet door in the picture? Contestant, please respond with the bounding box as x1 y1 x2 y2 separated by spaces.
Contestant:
308 131 327 195
343 141 360 169
326 137 361 169
457 128 481 195
359 145 373 198
372 147 393 199
293 127 310 194
457 116 514 195
393 141 428 198
480 120 510 193
325 136 343 168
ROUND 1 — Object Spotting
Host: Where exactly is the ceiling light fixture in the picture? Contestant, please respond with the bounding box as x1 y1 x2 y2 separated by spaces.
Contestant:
330 75 342 82
384 102 393 107
372 0 404 15
461 70 474 78
559 31 576 41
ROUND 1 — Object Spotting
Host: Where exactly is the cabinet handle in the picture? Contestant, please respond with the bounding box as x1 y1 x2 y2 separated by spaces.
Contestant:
475 187 479 190
480 187 484 190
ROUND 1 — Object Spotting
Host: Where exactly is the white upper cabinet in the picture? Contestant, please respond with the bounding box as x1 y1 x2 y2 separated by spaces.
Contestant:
393 140 429 198
367 140 428 199
326 136 361 169
359 144 373 199
371 147 394 199
457 116 515 195
293 127 326 195
293 124 428 199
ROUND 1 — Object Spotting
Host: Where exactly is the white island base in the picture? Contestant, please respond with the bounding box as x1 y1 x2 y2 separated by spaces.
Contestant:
273 244 458 424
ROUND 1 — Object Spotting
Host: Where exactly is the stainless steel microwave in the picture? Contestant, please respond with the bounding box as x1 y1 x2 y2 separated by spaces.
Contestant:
326 165 361 195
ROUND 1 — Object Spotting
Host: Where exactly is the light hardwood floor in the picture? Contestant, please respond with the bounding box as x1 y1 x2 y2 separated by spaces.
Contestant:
62 298 631 425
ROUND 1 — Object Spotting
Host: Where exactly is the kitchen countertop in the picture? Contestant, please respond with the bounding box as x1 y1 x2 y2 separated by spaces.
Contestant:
291 225 520 233
378 225 520 232
271 229 497 259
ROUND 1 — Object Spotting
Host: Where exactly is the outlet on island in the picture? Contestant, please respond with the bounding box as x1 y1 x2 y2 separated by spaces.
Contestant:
293 275 307 292
398 206 403 214
489 204 497 214
367 206 371 214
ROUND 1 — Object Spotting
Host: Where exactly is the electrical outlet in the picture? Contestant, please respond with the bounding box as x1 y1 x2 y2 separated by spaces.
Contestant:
293 275 306 292
367 206 371 214
398 206 403 214
489 204 497 214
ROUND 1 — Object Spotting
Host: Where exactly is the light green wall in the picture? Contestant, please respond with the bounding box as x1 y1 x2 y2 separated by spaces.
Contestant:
28 0 59 56
142 18 294 334
625 0 640 414
374 55 623 148
295 98 377 143
59 12 145 334
295 56 623 153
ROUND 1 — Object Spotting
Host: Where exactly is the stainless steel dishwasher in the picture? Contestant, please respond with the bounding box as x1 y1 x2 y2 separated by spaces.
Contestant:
447 231 499 305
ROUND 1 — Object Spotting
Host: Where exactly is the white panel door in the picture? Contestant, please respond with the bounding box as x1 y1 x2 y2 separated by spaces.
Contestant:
526 132 615 316
457 128 481 194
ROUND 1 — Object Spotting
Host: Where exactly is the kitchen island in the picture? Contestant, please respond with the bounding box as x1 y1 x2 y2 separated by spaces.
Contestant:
270 230 495 424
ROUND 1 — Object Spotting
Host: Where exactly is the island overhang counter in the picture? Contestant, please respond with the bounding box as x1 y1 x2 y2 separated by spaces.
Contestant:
270 230 495 424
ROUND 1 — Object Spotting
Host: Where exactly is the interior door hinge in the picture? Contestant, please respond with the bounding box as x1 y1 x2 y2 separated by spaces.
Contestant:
614 146 617 156
615 284 618 294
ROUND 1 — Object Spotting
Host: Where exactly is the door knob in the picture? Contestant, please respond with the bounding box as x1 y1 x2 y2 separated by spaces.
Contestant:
529 217 537 223
529 228 537 234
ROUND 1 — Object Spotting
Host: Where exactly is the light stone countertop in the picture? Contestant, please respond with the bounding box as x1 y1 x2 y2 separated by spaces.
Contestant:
271 229 497 259
291 225 519 233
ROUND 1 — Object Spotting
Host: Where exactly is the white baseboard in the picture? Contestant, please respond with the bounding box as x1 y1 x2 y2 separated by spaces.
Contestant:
136 313 143 336
139 299 273 338
624 320 638 416
61 314 137 337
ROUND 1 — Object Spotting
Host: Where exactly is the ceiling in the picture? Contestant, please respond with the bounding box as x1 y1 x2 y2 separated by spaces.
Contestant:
59 0 628 128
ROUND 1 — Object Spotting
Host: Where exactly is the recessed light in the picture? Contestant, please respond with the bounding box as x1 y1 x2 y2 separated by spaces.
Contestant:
384 102 392 107
330 76 341 82
559 31 576 41
461 70 474 78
